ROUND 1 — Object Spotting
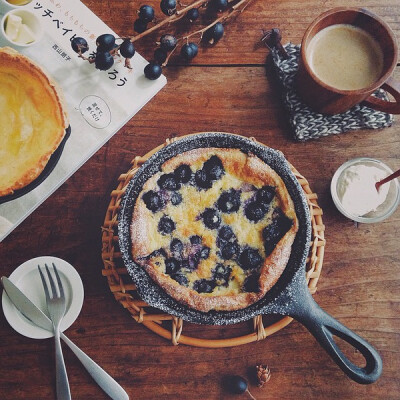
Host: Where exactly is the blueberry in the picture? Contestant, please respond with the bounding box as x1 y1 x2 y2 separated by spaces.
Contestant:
142 190 164 212
256 185 275 204
244 201 268 222
165 257 180 274
157 173 180 191
202 208 221 229
174 164 192 183
195 169 213 189
200 246 210 259
190 235 202 245
171 191 182 206
217 226 235 242
149 248 167 258
217 189 241 213
171 273 188 286
238 248 263 270
219 242 238 260
188 251 201 270
262 209 293 255
193 279 216 293
213 264 231 285
158 216 175 235
203 155 224 180
170 238 183 255
243 273 260 292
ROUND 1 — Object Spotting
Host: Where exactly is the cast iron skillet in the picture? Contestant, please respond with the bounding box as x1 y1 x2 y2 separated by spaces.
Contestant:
0 126 71 205
119 132 382 384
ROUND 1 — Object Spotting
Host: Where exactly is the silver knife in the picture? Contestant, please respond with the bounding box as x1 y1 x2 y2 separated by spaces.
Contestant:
1 276 129 400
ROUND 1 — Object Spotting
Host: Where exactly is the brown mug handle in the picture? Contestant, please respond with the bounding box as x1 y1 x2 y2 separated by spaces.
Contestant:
362 76 400 114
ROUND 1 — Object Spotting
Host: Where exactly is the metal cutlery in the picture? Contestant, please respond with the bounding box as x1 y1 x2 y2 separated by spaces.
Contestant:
1 276 129 400
38 263 71 400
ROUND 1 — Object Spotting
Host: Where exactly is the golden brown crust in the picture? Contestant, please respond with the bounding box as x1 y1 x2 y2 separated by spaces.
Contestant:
0 47 69 196
131 147 298 312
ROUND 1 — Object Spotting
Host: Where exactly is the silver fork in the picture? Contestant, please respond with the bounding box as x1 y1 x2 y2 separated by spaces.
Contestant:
38 263 71 400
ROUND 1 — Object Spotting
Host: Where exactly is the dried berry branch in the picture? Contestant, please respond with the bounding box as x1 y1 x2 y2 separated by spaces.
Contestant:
131 0 207 43
70 0 256 79
183 0 253 42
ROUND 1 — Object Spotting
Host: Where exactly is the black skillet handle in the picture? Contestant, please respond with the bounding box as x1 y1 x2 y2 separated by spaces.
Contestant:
291 291 382 384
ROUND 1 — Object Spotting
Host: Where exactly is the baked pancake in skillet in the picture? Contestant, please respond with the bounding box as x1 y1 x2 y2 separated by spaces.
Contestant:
0 47 68 196
131 147 298 312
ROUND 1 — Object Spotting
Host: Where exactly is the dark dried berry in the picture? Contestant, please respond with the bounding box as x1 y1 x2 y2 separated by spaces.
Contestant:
217 189 241 213
202 208 221 229
154 48 168 64
134 18 148 33
227 375 248 394
171 273 188 286
138 5 155 22
157 173 180 191
160 0 176 16
238 248 263 270
245 201 268 222
243 273 260 292
142 190 164 212
203 155 224 180
165 257 180 274
186 8 199 22
256 185 275 204
193 279 215 293
160 34 177 51
219 242 238 260
174 164 192 183
158 215 175 235
171 191 182 206
195 169 213 189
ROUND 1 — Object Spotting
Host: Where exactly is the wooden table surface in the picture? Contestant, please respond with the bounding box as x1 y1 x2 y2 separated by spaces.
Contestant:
1 1 399 399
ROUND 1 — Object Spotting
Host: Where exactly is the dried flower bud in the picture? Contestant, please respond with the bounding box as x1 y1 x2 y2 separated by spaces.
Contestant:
256 364 271 388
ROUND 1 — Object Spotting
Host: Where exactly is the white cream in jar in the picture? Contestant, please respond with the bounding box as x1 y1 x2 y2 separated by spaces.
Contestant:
338 164 389 217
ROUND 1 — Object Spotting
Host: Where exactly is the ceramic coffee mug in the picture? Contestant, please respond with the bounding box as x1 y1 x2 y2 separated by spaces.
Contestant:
296 8 400 115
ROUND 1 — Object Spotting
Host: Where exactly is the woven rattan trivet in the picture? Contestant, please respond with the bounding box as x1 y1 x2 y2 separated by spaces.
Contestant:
101 135 325 348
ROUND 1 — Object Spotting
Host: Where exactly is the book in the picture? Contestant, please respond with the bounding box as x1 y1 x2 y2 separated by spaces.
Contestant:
0 0 167 241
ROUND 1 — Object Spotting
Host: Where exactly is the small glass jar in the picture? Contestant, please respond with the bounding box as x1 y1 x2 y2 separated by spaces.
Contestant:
331 157 400 223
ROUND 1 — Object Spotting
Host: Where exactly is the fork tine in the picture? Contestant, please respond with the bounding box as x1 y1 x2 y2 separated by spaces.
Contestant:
45 263 57 298
52 263 64 299
38 265 50 302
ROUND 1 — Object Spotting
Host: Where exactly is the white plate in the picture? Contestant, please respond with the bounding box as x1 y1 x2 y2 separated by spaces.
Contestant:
2 256 84 339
